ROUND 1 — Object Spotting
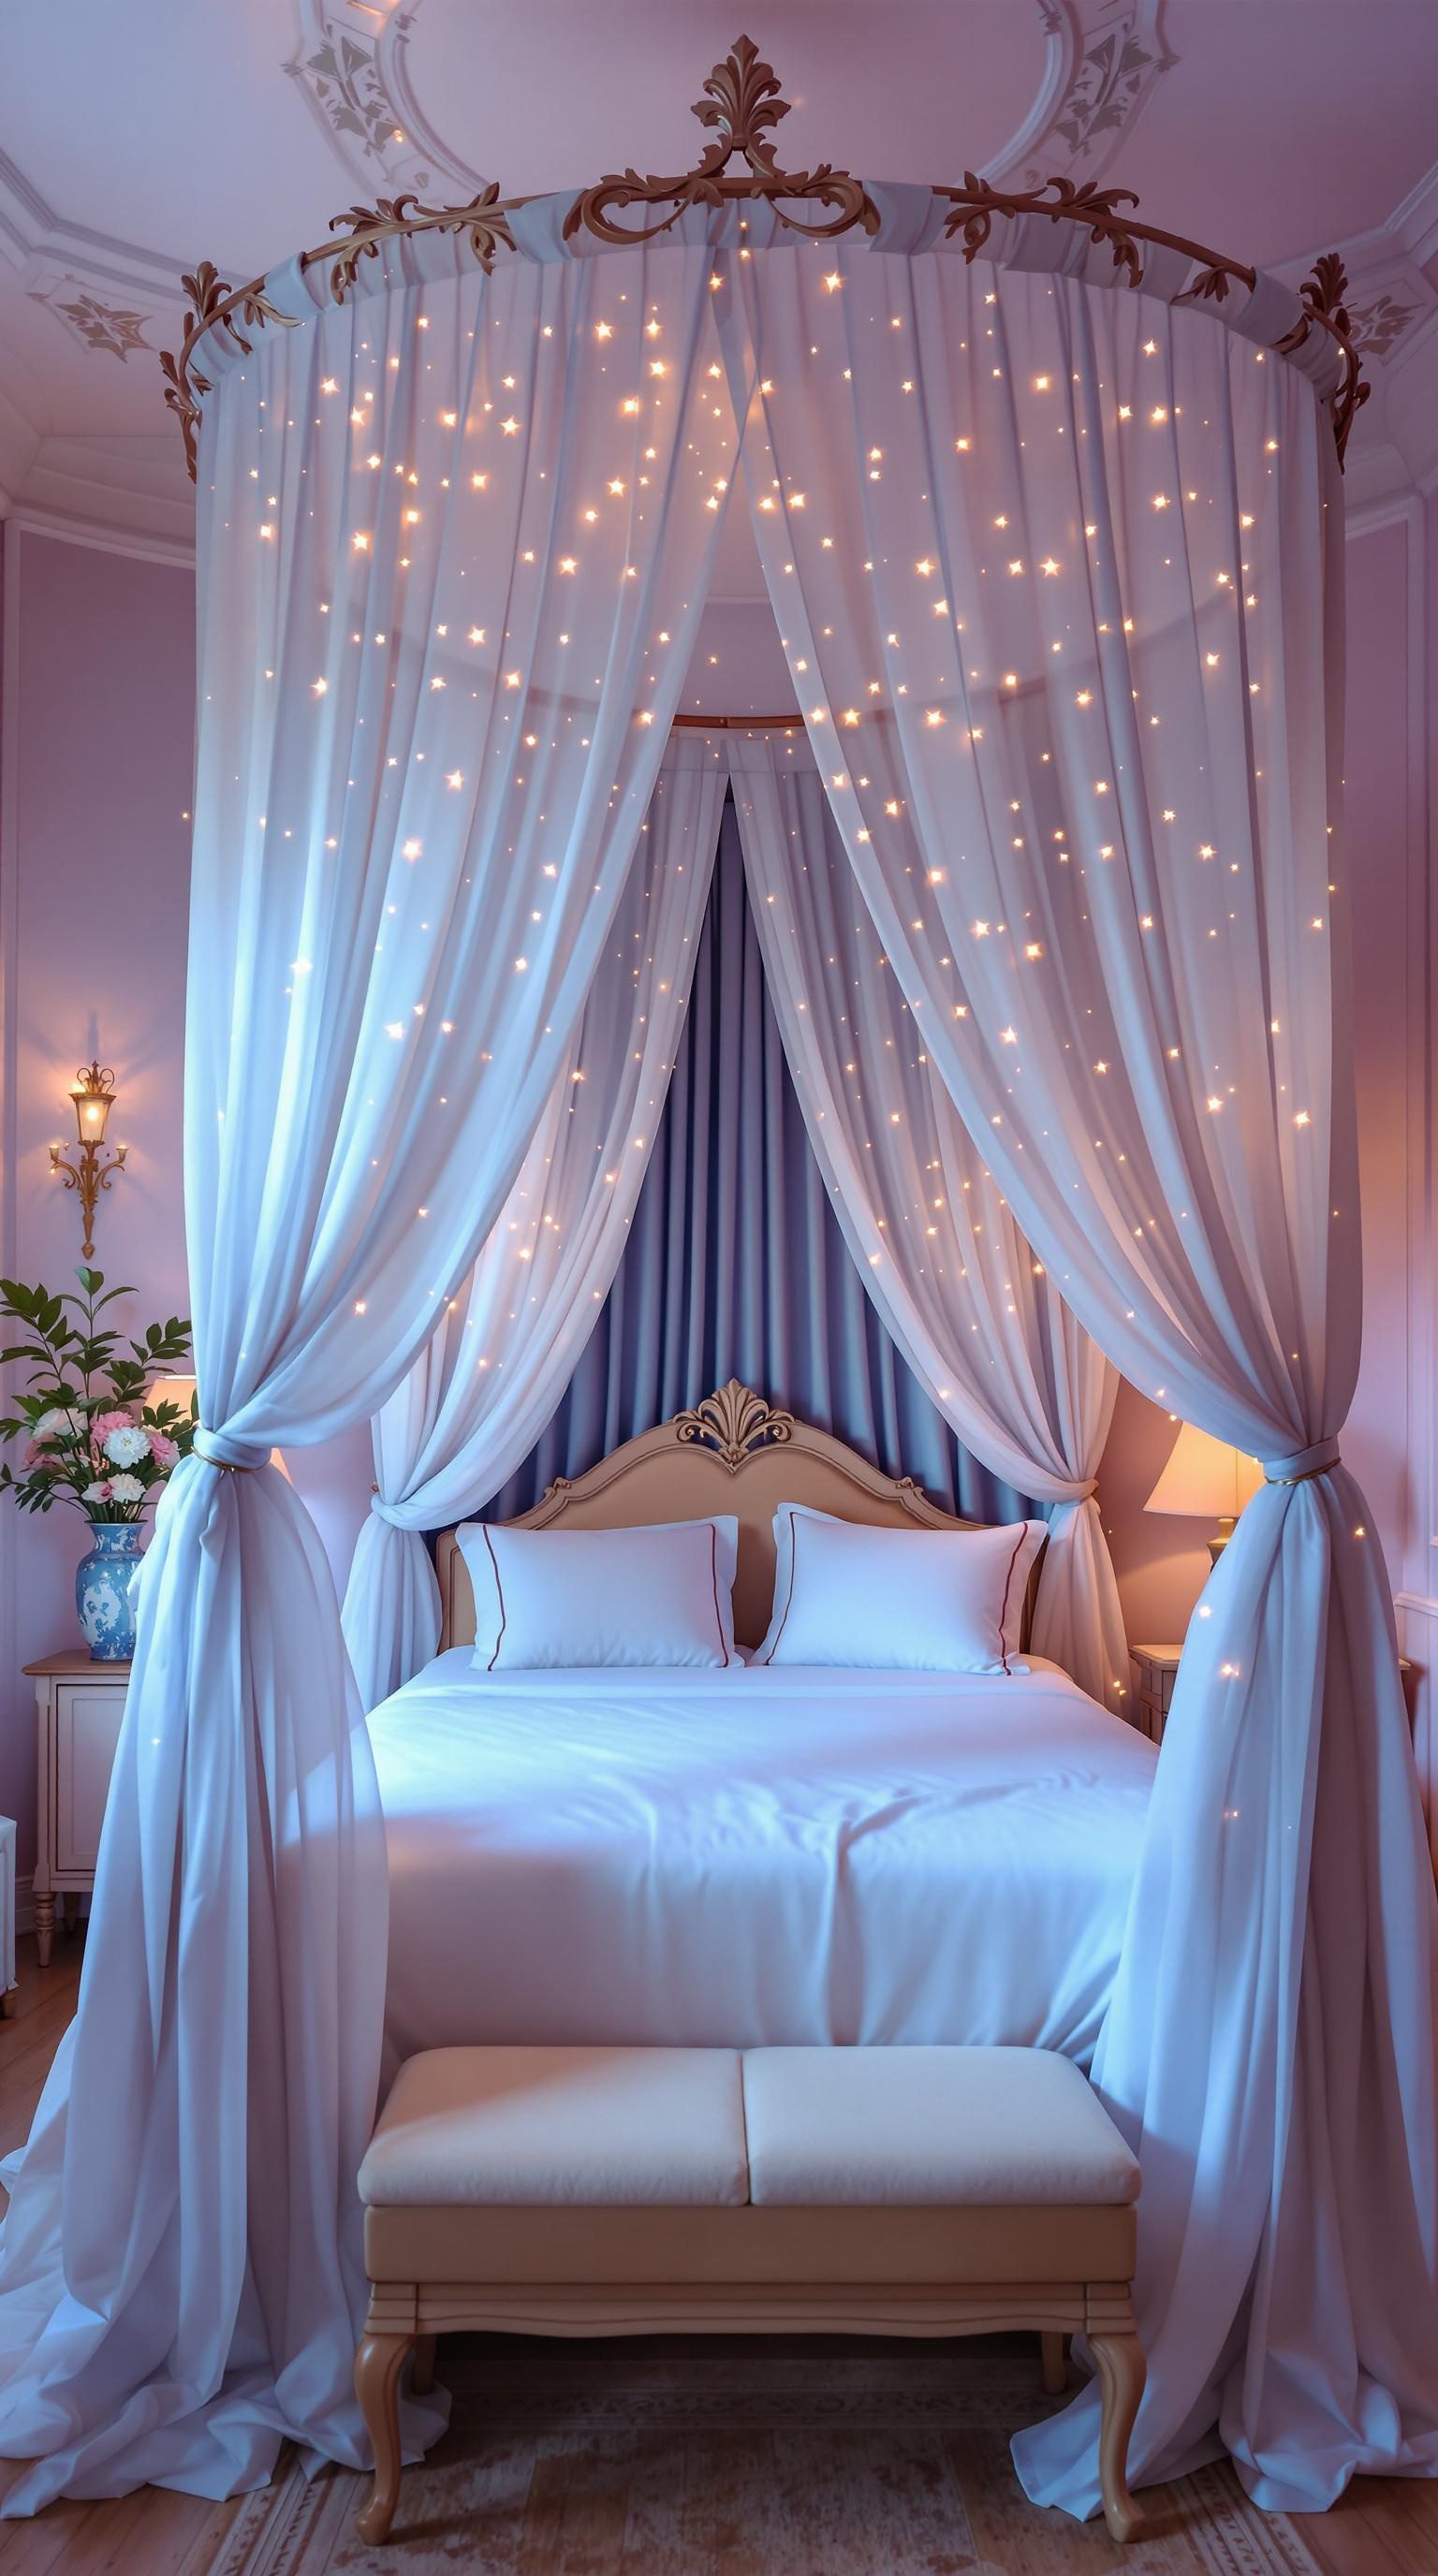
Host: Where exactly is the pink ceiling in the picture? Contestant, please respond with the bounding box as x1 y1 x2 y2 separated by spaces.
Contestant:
410 0 1049 211
1098 1 1438 270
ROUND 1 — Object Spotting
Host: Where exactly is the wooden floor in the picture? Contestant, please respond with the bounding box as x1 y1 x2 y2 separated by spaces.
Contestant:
0 1938 1435 2575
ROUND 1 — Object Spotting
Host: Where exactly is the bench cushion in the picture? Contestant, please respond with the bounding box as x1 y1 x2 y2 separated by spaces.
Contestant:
741 2047 1139 2206
359 2045 748 2207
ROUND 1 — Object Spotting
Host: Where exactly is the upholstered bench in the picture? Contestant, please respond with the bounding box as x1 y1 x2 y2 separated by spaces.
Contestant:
354 2042 1145 2546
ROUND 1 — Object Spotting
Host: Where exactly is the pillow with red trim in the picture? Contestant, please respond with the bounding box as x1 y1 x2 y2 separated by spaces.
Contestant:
756 1504 1046 1673
457 1516 740 1672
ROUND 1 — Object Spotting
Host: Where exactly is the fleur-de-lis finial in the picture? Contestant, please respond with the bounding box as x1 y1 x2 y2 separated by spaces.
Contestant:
671 1381 796 1471
690 35 789 170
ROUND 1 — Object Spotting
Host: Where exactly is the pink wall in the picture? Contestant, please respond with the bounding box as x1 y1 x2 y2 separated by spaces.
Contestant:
0 531 192 1871
1095 505 1433 1665
0 529 365 1870
1343 518 1420 1585
0 505 1431 1871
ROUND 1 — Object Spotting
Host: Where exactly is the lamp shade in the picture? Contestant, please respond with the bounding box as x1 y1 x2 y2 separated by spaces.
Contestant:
147 1376 289 1481
69 1061 115 1146
1145 1421 1263 1520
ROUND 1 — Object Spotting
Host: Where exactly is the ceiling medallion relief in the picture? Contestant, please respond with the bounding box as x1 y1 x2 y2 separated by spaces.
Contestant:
286 0 485 207
1275 168 1438 503
0 146 186 367
1348 291 1422 365
1005 0 1175 187
27 269 154 362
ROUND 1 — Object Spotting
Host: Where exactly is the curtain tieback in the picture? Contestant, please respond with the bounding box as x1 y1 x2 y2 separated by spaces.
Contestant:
369 1493 414 1530
192 1429 270 1473
1071 1479 1100 1503
1262 1436 1342 1485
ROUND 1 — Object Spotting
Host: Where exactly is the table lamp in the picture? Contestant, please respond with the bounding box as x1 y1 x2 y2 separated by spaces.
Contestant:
1144 1421 1262 1563
147 1378 289 1480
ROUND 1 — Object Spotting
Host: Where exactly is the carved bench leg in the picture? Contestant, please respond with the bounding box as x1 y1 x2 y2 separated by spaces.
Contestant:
354 2331 413 2545
1091 2332 1146 2542
410 2334 436 2397
1040 2331 1066 2394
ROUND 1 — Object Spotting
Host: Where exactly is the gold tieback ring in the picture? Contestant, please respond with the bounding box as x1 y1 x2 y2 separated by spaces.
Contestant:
192 1432 255 1472
1263 1449 1342 1486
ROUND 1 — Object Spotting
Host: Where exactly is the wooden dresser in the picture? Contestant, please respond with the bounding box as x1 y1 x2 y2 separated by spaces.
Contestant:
23 1653 129 1966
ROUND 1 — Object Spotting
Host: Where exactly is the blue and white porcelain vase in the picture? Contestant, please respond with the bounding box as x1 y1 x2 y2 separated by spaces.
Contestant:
76 1520 144 1661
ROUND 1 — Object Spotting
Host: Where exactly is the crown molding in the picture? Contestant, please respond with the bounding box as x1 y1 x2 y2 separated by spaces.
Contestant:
0 143 189 372
6 504 194 571
0 376 41 525
1274 158 1438 510
1 422 195 564
0 147 188 305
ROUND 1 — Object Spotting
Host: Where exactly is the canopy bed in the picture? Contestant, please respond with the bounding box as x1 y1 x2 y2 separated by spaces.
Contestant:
0 31 1434 2544
373 1381 1152 2071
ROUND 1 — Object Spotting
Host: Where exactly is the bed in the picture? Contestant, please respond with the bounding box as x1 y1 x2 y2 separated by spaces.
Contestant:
367 1383 1155 2069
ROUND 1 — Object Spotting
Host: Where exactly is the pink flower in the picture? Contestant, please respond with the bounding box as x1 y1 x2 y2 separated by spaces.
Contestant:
82 1477 114 1505
91 1409 134 1439
22 1442 59 1474
146 1431 179 1471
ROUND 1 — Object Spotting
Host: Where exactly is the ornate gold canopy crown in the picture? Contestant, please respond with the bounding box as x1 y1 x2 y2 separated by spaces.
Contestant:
162 35 1366 480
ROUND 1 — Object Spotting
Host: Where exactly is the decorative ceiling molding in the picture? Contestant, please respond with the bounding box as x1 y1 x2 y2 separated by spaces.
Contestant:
26 267 155 362
0 376 41 521
0 147 186 304
1278 161 1438 509
987 0 1175 188
0 145 187 366
5 500 195 569
284 0 484 204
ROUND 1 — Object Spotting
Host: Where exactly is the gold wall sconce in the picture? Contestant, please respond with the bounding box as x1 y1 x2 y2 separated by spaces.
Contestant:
50 1061 127 1261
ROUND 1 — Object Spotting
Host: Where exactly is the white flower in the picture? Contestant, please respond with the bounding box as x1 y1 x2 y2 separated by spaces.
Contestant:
103 1426 151 1469
34 1407 85 1443
81 1479 111 1503
106 1474 146 1504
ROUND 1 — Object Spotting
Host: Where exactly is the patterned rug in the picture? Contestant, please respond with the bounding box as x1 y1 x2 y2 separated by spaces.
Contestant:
209 2336 1327 2575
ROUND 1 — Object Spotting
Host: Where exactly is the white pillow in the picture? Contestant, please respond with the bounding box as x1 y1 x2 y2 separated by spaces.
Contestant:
458 1516 740 1672
756 1503 1046 1673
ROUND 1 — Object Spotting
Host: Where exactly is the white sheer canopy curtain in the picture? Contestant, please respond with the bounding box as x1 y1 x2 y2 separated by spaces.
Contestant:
728 730 1125 1707
0 242 741 2511
343 738 726 1711
722 243 1438 2512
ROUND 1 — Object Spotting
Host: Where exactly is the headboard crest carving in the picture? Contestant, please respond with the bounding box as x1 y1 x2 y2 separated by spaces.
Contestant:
671 1380 795 1470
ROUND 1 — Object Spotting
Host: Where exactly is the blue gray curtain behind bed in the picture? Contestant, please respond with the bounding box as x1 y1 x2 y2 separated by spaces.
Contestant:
488 798 1035 1525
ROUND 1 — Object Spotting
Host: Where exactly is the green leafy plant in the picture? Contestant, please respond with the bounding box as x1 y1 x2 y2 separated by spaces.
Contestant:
0 1267 194 1523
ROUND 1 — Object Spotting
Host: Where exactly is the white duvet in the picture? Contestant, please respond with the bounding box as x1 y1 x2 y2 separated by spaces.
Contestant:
368 1647 1154 2071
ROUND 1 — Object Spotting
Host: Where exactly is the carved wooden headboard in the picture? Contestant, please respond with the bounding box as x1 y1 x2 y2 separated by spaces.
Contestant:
435 1380 1010 1655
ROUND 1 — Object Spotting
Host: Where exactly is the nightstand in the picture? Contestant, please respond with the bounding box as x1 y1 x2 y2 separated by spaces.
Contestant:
23 1654 130 1967
1129 1643 1182 1745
